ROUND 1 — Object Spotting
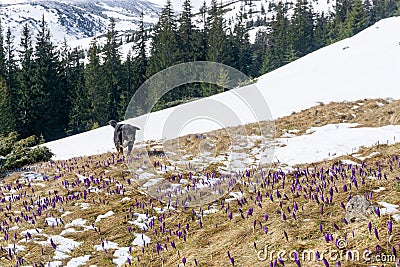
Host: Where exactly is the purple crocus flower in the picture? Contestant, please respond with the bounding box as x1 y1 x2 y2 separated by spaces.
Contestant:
50 238 57 250
388 221 393 235
374 227 379 240
182 257 186 265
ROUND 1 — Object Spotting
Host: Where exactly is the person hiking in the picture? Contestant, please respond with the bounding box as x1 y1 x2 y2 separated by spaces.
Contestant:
108 120 140 155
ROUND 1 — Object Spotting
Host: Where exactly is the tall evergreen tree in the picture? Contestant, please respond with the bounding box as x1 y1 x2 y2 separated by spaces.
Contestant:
290 0 315 58
102 17 122 121
347 0 368 35
4 27 18 122
0 19 5 80
67 48 92 135
147 0 179 76
17 24 35 138
147 0 179 106
178 0 197 62
0 78 14 135
86 38 108 127
33 16 65 140
261 2 290 74
250 30 268 77
206 6 231 64
231 5 252 75
314 12 329 49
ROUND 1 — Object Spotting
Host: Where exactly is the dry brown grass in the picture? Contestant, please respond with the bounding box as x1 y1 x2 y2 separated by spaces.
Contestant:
1 98 400 267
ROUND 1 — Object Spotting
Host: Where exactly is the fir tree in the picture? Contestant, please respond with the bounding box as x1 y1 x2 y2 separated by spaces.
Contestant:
4 27 18 120
0 19 5 80
290 0 315 58
231 5 252 75
33 16 65 141
147 0 179 76
17 24 35 138
67 48 92 135
261 2 290 74
347 0 368 35
86 38 108 127
178 0 197 62
0 78 14 135
102 17 122 121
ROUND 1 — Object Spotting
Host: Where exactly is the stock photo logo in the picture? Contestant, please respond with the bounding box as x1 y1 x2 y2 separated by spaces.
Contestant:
121 61 275 208
257 240 397 265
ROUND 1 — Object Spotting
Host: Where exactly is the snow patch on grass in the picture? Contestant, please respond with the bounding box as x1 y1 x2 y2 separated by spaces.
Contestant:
95 211 115 222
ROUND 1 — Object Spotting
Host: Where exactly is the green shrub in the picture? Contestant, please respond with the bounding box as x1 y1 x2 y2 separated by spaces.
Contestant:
0 132 53 175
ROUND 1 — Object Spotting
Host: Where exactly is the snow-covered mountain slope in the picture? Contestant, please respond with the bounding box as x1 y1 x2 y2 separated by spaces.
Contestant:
0 0 160 44
44 17 400 161
1 0 335 48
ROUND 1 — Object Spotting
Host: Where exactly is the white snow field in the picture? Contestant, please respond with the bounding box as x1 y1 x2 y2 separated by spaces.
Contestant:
44 17 400 166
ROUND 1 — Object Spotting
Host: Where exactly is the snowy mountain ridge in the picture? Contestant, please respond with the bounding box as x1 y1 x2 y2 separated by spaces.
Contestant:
1 0 335 50
1 0 161 44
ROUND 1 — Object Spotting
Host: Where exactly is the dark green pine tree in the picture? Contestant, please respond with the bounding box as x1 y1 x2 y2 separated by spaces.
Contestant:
102 17 122 121
261 2 290 74
347 0 368 36
314 12 330 50
206 6 231 64
119 51 133 119
4 27 18 126
0 78 14 135
370 0 398 23
33 16 65 141
178 0 197 62
147 0 179 76
231 5 252 75
0 19 5 80
125 12 149 118
194 1 208 61
17 24 36 138
146 0 179 107
133 12 148 89
86 38 108 127
67 48 92 135
250 29 268 77
289 0 315 58
329 0 353 41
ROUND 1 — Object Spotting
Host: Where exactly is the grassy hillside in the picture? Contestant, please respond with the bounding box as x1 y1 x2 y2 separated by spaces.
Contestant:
0 99 399 267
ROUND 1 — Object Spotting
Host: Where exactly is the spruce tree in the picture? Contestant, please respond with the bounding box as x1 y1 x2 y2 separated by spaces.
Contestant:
314 12 329 50
231 5 252 75
86 38 108 127
33 16 65 141
261 2 290 74
206 6 231 64
147 0 179 107
67 48 92 135
4 27 18 122
290 0 315 58
0 19 5 80
102 17 122 121
17 24 35 138
178 0 196 62
250 30 268 77
0 78 14 135
147 0 179 76
347 0 367 36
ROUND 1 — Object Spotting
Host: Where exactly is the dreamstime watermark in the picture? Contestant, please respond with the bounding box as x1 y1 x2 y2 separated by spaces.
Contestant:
123 61 275 208
256 240 397 264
